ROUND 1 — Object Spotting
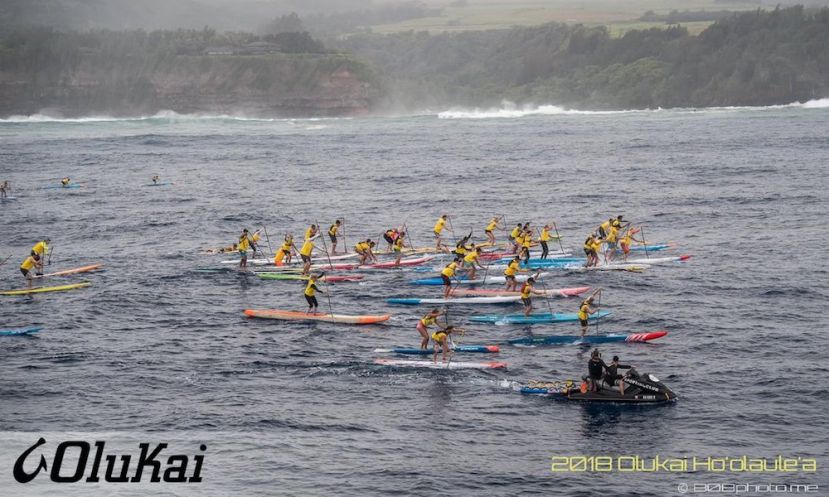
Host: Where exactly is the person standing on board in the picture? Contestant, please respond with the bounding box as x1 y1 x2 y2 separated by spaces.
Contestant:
20 253 43 289
61 177 71 187
604 222 620 262
619 226 643 261
484 217 502 245
583 234 601 267
597 218 613 239
354 239 377 265
432 325 457 363
433 214 449 252
275 234 297 265
416 308 445 350
383 228 399 252
30 238 50 275
151 175 160 184
304 224 319 241
303 274 324 313
509 224 522 252
463 247 485 280
299 236 316 275
440 257 460 298
503 256 521 292
0 181 10 199
539 225 553 259
393 232 406 265
328 220 342 254
238 229 257 270
578 289 602 337
519 277 546 317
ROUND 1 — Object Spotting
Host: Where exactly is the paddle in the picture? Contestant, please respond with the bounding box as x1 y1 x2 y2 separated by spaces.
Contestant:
341 218 348 253
0 255 11 268
534 272 556 318
315 219 337 317
446 326 465 368
593 288 604 336
640 225 650 259
552 220 565 254
447 215 458 248
262 226 274 259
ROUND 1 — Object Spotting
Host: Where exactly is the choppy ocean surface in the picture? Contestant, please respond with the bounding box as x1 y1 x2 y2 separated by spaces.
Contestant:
1 103 828 496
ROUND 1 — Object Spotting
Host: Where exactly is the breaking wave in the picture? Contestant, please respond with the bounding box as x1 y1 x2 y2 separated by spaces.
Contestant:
436 98 829 119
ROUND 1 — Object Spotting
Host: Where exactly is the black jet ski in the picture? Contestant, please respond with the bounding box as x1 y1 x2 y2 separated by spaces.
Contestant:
521 368 677 403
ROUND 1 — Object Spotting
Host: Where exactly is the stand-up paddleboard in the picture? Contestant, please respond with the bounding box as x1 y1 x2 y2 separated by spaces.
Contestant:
565 264 650 272
373 358 507 370
410 273 547 286
361 255 436 269
0 196 17 201
616 255 691 265
374 345 500 355
469 310 612 325
244 309 390 324
33 264 103 279
507 331 667 346
629 243 672 252
450 286 590 298
42 184 82 189
220 252 360 265
256 273 363 282
0 327 42 336
1 282 91 296
144 181 174 187
387 295 521 305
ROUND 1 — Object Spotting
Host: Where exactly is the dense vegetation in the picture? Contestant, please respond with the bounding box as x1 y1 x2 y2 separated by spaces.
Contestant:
337 6 829 110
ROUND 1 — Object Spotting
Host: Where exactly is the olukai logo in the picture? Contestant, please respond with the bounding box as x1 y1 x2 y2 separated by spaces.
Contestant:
13 438 206 483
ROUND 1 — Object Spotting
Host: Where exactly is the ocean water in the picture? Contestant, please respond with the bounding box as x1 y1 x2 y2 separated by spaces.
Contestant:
0 103 828 496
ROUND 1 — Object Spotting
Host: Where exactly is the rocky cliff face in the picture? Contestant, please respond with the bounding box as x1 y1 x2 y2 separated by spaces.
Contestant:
0 53 383 117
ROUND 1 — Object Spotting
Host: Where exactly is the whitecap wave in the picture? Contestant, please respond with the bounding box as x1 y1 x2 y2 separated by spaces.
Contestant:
0 110 349 124
437 98 829 119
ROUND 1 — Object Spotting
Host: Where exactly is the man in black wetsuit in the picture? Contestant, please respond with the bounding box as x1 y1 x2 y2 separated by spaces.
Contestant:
587 349 606 392
604 355 631 396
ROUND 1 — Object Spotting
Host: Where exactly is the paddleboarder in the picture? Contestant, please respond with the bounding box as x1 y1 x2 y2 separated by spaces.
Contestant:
440 257 460 298
0 181 9 199
61 177 71 187
238 229 257 270
328 220 342 254
484 217 502 245
578 289 602 337
393 232 406 265
151 175 160 184
432 325 457 363
433 214 449 251
303 274 325 313
539 225 552 259
299 236 315 275
416 308 445 350
463 247 485 280
20 253 43 289
355 239 377 265
504 256 521 291
519 277 545 317
275 234 297 265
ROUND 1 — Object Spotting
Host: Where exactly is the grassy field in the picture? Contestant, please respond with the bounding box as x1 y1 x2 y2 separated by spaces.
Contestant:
366 0 763 36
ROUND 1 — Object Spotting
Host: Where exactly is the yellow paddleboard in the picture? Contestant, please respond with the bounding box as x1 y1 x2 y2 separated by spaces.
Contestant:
1 281 91 296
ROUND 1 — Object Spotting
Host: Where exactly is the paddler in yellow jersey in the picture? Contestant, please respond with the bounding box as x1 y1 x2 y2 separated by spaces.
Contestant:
0 180 9 199
440 257 460 298
20 253 43 288
583 234 601 267
432 325 457 363
383 228 399 252
604 223 620 262
328 220 342 254
520 277 545 316
61 177 71 187
578 289 602 337
619 226 643 261
416 308 445 350
354 239 377 265
275 234 297 266
393 232 406 265
433 214 449 251
463 247 485 280
598 218 613 239
299 237 315 275
484 217 502 245
30 238 50 274
303 274 325 313
503 256 522 291
237 229 257 270
539 225 552 259
519 230 534 263
304 224 318 241
509 224 522 252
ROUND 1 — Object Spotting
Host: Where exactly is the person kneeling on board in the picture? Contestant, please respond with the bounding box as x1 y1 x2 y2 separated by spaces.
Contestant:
304 274 325 313
432 325 457 363
20 254 43 289
355 239 377 265
30 238 50 275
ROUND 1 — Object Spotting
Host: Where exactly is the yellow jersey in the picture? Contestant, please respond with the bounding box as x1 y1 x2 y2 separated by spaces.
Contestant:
520 283 533 299
304 227 315 241
355 242 370 253
420 315 438 327
304 280 319 297
463 252 478 264
540 228 551 242
281 240 293 251
238 237 250 251
504 260 520 277
510 226 521 239
300 240 314 257
328 224 339 236
434 217 446 234
441 262 458 278
485 220 498 231
578 301 590 320
31 241 49 256
393 238 405 252
606 226 619 243
431 330 448 342
20 256 37 271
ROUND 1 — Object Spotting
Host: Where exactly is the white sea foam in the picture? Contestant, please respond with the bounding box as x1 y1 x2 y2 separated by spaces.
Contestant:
0 110 349 124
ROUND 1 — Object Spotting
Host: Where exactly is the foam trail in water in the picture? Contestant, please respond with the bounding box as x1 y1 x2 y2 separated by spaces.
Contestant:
0 110 349 124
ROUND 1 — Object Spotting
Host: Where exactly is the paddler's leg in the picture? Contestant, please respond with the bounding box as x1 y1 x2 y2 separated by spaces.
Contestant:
541 241 548 259
301 254 311 275
486 230 495 245
22 267 32 288
417 322 429 349
305 294 315 313
330 234 338 255
523 297 532 317
579 318 588 337
395 251 402 265
467 265 476 280
442 274 451 298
